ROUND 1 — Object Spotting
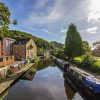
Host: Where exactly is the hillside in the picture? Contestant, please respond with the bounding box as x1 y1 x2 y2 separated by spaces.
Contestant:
10 30 50 49
0 30 64 50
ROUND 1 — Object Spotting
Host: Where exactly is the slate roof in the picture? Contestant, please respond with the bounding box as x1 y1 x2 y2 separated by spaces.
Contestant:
13 38 31 44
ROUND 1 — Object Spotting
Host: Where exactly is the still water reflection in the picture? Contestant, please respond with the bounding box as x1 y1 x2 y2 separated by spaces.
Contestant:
3 59 83 100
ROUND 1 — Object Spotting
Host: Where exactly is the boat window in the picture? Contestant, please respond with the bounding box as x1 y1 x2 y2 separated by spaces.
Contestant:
68 68 71 72
72 71 75 75
78 75 83 81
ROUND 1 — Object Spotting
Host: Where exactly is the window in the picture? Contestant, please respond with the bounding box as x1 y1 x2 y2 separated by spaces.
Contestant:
10 57 12 60
6 57 9 61
6 40 9 46
0 58 3 62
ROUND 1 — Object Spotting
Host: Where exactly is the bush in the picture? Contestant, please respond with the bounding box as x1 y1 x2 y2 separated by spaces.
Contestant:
74 56 83 64
73 54 100 74
81 55 96 68
31 56 40 63
25 59 30 64
7 69 13 75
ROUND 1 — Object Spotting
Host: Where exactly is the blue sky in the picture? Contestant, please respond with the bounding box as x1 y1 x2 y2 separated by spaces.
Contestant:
3 0 100 44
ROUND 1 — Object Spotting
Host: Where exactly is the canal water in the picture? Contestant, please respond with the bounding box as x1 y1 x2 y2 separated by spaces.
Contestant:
2 59 83 100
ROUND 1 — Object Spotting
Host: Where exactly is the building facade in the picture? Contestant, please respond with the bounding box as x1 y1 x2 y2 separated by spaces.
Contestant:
92 45 100 57
0 38 15 66
3 38 15 55
13 38 37 60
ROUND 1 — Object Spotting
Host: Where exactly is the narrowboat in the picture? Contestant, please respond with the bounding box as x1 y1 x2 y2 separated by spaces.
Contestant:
64 66 100 99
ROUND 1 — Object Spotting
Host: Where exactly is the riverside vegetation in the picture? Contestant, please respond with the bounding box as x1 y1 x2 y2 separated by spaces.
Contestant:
54 24 100 74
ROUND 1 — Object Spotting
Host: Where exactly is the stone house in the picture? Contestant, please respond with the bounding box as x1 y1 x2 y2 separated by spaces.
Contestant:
13 38 37 60
0 38 15 66
92 44 100 57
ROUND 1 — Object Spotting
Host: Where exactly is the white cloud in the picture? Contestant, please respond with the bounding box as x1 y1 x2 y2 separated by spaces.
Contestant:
87 26 98 34
41 29 55 35
60 28 67 33
26 0 65 25
34 0 49 9
25 0 90 25
88 11 100 22
19 25 55 35
87 0 100 22
20 25 37 31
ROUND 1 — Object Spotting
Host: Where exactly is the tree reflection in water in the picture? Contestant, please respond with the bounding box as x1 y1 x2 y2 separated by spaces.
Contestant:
64 79 76 100
21 58 55 81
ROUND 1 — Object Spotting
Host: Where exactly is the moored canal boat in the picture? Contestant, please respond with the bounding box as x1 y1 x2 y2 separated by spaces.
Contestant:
64 66 100 99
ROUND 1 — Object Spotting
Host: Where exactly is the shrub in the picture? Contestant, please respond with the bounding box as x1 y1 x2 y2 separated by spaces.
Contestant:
73 55 100 74
7 69 13 75
31 56 40 63
74 56 83 63
25 59 30 64
81 55 96 68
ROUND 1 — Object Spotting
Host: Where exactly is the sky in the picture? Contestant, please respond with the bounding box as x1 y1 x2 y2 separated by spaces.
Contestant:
2 0 100 44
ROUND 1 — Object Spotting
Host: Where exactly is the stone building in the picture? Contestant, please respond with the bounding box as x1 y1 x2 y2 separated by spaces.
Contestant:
92 44 100 57
0 38 15 66
13 38 37 60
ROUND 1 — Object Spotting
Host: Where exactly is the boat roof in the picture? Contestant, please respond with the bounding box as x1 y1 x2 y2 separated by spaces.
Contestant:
69 66 93 77
70 66 100 84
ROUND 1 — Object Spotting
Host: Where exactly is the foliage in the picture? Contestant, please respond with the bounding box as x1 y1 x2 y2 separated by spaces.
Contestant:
74 56 83 64
54 49 64 58
12 19 18 25
83 41 91 55
7 69 13 75
51 41 64 49
64 23 84 59
73 55 100 74
0 2 10 27
0 2 11 39
31 56 39 63
25 59 30 64
81 55 96 68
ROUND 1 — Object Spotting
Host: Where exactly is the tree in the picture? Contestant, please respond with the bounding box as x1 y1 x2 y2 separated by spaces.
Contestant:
0 2 10 28
83 41 91 55
12 19 18 25
64 23 84 60
0 2 10 38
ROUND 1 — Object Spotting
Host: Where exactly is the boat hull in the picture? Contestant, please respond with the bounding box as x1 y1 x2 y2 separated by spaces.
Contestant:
64 70 100 100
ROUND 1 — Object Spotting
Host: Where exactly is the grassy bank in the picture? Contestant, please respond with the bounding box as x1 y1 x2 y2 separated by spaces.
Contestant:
73 55 100 74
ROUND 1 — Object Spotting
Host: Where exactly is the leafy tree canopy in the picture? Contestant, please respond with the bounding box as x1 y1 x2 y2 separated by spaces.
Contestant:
0 2 10 27
83 41 91 55
64 23 84 59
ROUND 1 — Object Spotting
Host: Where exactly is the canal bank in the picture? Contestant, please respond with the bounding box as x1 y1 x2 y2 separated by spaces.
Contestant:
54 57 100 100
0 63 34 96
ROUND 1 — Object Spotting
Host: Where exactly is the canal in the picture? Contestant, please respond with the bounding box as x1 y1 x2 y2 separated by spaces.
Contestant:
2 59 83 100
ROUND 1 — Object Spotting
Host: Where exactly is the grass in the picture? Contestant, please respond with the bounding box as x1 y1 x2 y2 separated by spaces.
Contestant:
73 55 100 74
93 56 100 61
74 56 83 63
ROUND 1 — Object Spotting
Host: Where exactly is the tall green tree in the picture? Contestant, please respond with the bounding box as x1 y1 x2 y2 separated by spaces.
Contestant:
0 2 10 38
64 23 84 60
0 2 10 27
